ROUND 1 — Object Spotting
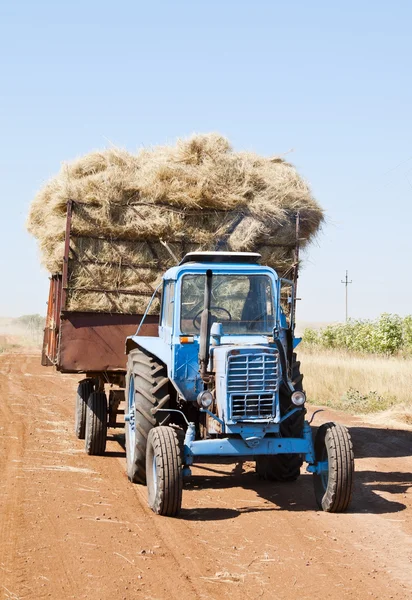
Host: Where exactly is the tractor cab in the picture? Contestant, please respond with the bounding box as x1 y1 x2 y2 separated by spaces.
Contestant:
177 252 276 337
139 252 295 407
162 251 282 339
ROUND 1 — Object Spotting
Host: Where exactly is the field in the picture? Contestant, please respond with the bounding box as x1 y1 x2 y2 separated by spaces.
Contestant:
299 315 412 428
300 348 412 427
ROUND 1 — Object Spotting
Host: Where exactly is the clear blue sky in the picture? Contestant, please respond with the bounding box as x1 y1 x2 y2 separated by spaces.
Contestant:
1 0 411 323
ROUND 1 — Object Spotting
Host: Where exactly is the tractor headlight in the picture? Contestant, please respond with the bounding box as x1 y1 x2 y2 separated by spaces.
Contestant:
197 390 213 409
291 391 306 406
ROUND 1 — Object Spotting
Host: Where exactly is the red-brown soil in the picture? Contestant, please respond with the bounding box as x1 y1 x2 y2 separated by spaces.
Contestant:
0 352 411 599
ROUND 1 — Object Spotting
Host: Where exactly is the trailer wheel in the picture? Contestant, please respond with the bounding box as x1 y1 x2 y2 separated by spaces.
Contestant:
85 391 107 455
313 422 354 512
125 349 170 484
256 354 304 481
75 379 94 440
146 426 182 516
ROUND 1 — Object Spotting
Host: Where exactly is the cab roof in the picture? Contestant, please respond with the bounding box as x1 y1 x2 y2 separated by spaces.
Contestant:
163 252 278 281
179 251 261 265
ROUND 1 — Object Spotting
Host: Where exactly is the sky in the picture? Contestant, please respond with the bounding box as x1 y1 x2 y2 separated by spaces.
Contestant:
0 0 411 323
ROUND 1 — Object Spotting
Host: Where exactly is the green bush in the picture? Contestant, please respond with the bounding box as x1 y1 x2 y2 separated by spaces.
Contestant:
403 315 412 351
302 328 319 345
302 313 412 355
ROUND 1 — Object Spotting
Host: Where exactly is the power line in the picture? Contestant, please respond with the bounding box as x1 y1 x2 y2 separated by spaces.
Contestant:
341 270 352 322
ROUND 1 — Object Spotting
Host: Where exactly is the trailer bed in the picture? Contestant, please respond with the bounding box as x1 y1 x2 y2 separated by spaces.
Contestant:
42 275 158 374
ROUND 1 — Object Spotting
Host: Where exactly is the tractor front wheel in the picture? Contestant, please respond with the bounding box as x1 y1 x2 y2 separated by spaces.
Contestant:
146 426 183 516
313 422 354 512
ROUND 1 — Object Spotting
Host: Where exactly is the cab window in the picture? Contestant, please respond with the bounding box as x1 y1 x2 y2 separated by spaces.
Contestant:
180 274 274 335
161 281 175 328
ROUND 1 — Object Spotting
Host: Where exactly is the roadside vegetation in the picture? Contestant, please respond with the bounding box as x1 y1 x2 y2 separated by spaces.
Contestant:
300 314 412 424
302 313 412 355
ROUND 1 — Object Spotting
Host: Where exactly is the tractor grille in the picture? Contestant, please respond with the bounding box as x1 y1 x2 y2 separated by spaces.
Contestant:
231 393 275 419
227 351 279 420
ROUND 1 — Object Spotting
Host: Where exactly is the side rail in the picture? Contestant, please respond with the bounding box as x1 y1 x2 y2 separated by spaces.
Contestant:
41 274 62 366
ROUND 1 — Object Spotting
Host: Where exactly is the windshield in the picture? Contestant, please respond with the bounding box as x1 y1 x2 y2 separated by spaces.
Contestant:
180 274 275 335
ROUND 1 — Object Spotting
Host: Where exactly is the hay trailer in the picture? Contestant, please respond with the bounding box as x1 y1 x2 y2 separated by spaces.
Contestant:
41 201 159 454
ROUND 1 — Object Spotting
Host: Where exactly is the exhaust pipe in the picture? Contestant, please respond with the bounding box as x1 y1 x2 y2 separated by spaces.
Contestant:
199 269 213 381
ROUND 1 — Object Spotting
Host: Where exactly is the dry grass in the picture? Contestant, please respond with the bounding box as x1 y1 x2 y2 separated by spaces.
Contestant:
0 335 20 353
27 133 324 314
299 347 412 426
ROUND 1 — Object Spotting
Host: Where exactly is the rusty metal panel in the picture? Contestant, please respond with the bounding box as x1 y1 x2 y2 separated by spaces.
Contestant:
57 312 159 374
42 275 62 366
41 278 55 366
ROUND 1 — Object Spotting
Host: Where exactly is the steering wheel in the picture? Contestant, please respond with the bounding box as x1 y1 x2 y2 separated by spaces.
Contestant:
192 306 232 330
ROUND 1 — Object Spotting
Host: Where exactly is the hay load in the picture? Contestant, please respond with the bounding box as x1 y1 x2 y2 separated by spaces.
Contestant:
27 133 324 314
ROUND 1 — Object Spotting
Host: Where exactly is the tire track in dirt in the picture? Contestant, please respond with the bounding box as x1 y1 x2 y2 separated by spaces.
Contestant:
0 353 211 599
1 353 412 600
0 353 82 599
0 354 33 599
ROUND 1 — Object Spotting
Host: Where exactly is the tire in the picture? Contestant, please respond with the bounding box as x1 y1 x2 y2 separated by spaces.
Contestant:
146 426 183 516
108 389 123 427
313 422 354 512
125 349 170 484
85 391 107 455
75 379 94 440
256 354 304 481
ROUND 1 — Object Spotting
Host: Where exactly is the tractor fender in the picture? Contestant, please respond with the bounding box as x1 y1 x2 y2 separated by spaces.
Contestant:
125 335 171 372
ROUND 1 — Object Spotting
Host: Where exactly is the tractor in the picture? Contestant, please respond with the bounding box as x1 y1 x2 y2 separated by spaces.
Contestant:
124 251 354 516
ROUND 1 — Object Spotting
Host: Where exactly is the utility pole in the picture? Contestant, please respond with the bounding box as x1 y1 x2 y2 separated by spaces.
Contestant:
341 270 352 322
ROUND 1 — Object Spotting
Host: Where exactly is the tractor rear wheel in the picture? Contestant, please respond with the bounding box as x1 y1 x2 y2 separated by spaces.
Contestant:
256 354 304 481
125 349 170 484
75 379 94 439
313 422 354 512
146 426 183 516
85 391 107 455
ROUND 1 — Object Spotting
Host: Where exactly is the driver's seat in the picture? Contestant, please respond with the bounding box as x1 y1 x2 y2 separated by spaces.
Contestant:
241 289 263 330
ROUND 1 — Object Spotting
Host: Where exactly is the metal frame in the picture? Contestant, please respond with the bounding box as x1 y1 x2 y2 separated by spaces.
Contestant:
181 419 326 474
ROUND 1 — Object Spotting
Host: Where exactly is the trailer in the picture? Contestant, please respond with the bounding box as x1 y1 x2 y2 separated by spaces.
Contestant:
41 201 159 454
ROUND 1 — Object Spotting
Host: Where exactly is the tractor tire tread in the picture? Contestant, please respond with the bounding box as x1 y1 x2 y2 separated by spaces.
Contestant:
125 349 170 484
147 426 182 516
314 422 354 512
75 379 94 440
84 391 107 455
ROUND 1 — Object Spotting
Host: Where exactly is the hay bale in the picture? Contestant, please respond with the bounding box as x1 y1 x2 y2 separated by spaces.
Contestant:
27 133 324 314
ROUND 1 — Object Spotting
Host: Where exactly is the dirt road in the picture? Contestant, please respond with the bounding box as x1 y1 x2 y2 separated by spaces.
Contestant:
1 352 412 600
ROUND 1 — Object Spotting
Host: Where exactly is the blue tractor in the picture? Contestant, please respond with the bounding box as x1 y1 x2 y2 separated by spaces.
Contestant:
124 251 354 516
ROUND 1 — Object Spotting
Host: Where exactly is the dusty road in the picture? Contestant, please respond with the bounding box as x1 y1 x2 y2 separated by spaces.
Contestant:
0 352 412 600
